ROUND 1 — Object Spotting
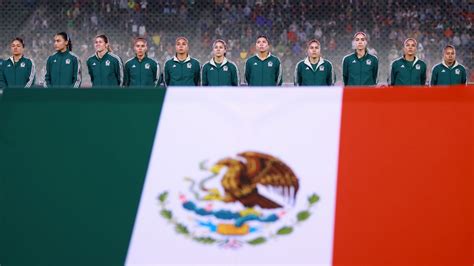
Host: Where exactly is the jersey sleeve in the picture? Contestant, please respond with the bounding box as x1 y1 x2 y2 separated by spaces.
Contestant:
25 59 36 88
44 57 52 88
201 64 208 86
194 61 201 86
420 63 427 85
276 59 283 86
430 66 438 86
72 57 82 88
123 61 130 87
373 57 379 85
342 57 349 85
389 61 396 86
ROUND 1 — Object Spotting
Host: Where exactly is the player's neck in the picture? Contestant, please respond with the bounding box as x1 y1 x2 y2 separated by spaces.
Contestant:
404 55 415 61
356 49 366 58
13 55 22 62
97 50 107 59
445 60 455 67
214 56 224 64
176 53 188 61
309 57 320 64
137 54 145 61
257 51 269 60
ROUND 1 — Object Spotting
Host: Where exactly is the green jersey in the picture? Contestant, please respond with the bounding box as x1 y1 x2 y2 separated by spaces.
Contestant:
164 55 201 87
294 57 335 86
245 53 282 86
201 58 239 86
389 57 427 86
124 56 162 87
430 61 467 86
44 50 82 88
87 52 124 87
342 51 378 86
0 56 35 88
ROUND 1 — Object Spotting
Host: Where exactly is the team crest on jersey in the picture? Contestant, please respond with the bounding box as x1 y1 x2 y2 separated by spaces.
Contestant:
20 62 25 68
93 62 97 66
65 59 71 65
441 69 446 73
455 69 460 75
106 60 111 66
319 66 325 71
401 65 405 68
366 59 372 65
156 151 319 249
53 60 57 63
305 67 310 70
132 64 136 68
253 62 258 66
223 66 228 72
7 64 11 67
187 63 192 69
210 67 214 71
268 61 273 67
173 64 176 68
415 64 420 70
145 63 150 69
352 60 356 63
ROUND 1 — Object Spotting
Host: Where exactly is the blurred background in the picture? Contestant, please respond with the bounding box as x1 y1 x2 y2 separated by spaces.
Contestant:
0 0 472 86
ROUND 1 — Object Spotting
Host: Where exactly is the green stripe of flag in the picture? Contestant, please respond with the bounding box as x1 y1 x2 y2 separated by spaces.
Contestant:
0 89 166 265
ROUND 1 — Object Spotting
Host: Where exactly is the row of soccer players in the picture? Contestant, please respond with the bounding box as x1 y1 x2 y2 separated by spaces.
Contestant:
0 32 468 88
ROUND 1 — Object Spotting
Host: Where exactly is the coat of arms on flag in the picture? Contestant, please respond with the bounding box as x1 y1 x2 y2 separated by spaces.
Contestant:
156 151 319 248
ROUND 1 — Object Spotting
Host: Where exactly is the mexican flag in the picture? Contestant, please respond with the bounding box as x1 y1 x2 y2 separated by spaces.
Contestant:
0 87 472 266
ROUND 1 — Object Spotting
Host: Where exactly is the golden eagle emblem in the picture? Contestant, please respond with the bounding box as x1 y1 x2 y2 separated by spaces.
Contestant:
156 151 319 248
208 151 299 209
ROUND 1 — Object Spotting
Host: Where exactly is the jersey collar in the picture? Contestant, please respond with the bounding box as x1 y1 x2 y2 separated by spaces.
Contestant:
255 52 272 61
210 57 228 67
442 60 459 69
304 57 325 70
173 54 191 63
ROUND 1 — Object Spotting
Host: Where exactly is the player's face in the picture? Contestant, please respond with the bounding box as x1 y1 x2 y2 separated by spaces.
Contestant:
354 34 367 50
134 41 147 57
95 37 107 53
54 35 68 52
213 42 226 58
256 37 269 53
307 42 320 59
403 40 417 57
11 40 24 56
443 48 456 65
175 39 189 55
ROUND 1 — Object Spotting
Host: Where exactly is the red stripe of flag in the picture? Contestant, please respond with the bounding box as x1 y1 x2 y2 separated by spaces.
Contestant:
333 86 473 265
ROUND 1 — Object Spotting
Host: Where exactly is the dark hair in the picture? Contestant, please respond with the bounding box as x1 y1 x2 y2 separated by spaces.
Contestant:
256 35 270 44
56 32 72 51
444 44 455 51
134 37 147 45
307 39 320 48
11 37 25 48
95 34 112 52
175 36 189 44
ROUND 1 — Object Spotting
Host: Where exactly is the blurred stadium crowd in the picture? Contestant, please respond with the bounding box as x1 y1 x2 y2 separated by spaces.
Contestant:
0 0 472 86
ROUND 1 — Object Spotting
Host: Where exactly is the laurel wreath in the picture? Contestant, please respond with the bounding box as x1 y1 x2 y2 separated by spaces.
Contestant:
157 191 320 247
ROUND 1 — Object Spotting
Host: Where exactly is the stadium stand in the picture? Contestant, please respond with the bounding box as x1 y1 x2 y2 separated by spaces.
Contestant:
0 0 472 86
